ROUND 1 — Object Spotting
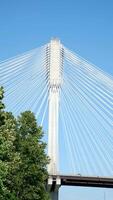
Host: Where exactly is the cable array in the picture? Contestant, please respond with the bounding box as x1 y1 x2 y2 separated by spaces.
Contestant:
59 46 113 176
0 45 49 129
0 42 113 177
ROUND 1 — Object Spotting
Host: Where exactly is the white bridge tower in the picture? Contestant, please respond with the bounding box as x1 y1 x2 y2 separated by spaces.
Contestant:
47 39 63 200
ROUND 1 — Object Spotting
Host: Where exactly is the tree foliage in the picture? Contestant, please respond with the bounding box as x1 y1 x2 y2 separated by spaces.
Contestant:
0 86 5 126
0 87 50 200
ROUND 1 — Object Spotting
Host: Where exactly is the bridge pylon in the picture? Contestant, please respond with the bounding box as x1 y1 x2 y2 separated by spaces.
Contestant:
47 39 63 199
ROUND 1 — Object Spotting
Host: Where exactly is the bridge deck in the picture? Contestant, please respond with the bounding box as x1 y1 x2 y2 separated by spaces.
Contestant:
50 175 113 189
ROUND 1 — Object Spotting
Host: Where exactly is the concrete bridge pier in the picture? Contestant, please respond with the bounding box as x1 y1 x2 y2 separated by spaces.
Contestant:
48 176 61 200
50 191 58 200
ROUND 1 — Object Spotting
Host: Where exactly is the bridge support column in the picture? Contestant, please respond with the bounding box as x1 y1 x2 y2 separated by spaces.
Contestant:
47 39 63 175
48 176 61 200
50 191 58 200
47 39 63 200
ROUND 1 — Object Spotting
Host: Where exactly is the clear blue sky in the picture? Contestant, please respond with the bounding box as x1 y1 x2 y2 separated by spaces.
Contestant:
0 0 113 199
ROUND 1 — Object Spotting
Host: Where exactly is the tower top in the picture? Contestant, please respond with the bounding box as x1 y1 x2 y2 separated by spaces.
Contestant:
51 37 60 43
48 37 63 88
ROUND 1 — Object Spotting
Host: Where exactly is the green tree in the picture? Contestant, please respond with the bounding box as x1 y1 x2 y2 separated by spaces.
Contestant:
0 87 19 199
0 86 5 126
8 111 49 200
0 87 50 199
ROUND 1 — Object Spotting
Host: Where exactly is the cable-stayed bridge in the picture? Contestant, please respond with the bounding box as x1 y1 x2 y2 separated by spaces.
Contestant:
0 39 113 200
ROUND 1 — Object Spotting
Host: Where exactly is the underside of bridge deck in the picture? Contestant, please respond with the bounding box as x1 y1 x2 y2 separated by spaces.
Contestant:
52 175 113 188
47 175 113 200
